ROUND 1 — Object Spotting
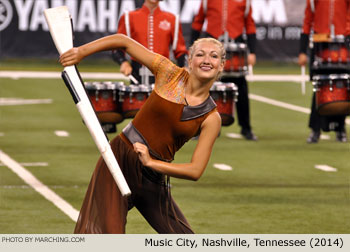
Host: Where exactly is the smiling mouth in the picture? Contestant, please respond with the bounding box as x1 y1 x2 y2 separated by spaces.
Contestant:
200 65 213 71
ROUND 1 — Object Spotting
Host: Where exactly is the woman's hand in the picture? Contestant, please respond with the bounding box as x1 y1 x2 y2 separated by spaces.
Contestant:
133 142 153 167
59 47 84 67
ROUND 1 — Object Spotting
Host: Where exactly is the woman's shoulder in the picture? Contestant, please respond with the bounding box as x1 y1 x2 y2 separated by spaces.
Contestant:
152 54 184 77
152 55 189 104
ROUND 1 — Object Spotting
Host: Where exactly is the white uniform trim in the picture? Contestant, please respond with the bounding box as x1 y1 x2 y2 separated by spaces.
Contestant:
310 0 315 13
245 0 251 17
125 11 131 38
203 0 208 14
172 15 180 51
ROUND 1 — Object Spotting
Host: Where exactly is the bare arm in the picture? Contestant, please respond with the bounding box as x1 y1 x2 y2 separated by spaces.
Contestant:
133 111 222 181
59 34 156 69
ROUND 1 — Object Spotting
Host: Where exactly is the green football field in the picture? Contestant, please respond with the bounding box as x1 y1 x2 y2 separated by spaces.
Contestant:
0 61 349 234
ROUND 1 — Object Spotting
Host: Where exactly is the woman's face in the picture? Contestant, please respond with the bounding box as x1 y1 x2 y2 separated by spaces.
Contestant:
189 41 224 81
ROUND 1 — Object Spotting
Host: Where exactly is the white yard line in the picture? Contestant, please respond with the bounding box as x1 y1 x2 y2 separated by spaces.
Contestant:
213 163 233 171
0 98 52 106
247 74 309 82
0 150 78 222
249 93 311 114
0 70 128 80
315 164 338 172
54 130 70 137
226 133 243 139
320 134 331 140
249 93 350 126
0 162 48 167
248 94 345 171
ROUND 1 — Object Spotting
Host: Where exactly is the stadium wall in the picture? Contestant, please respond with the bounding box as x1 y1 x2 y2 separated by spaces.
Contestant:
0 0 306 62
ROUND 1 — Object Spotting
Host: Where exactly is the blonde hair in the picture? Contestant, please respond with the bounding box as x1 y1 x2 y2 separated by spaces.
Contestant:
189 37 226 63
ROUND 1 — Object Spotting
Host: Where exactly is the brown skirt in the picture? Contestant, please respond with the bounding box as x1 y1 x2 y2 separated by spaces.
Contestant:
74 135 194 234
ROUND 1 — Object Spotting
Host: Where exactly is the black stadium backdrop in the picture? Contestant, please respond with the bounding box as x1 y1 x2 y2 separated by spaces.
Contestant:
0 0 306 62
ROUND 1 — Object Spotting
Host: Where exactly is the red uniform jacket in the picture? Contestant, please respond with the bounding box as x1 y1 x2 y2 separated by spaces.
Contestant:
117 4 187 60
191 0 256 39
302 0 350 36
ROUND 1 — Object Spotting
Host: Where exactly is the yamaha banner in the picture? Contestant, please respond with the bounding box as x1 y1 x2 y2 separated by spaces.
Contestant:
0 0 306 61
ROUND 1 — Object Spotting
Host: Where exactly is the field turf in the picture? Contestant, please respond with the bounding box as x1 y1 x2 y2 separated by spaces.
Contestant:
0 61 349 234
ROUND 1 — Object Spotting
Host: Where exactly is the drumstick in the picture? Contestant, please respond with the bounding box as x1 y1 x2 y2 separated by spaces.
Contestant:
44 6 131 197
301 65 306 95
128 74 139 85
248 64 253 76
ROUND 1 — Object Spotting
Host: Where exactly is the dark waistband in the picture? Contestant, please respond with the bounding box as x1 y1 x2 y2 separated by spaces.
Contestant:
119 133 165 185
122 122 173 162
121 123 170 184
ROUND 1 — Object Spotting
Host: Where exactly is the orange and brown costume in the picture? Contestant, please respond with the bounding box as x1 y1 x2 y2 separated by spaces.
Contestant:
74 55 217 234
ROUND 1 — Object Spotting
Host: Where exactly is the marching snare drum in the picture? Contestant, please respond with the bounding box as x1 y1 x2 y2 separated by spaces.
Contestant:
223 42 248 77
210 82 238 126
313 36 350 72
312 74 350 115
119 84 152 118
84 81 124 124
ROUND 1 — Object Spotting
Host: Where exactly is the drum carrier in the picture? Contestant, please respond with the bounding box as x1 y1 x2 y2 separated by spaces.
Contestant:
311 34 350 116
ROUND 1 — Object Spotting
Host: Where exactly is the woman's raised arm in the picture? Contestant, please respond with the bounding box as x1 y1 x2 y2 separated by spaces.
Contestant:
59 34 156 69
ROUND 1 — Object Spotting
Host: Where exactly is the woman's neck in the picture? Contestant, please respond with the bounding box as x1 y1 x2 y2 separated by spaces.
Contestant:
185 75 213 105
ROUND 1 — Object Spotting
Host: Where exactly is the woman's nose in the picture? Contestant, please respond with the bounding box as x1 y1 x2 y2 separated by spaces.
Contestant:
202 54 210 63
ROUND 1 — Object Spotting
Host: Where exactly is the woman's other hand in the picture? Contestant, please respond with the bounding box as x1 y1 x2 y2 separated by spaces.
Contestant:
133 142 152 167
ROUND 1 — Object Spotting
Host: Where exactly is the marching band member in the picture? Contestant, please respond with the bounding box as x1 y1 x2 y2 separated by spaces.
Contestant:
191 0 258 141
298 0 349 143
60 34 225 233
112 0 188 85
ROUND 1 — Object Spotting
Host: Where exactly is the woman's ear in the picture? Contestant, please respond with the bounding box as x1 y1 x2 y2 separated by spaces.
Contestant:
216 59 225 80
188 58 192 70
219 59 225 72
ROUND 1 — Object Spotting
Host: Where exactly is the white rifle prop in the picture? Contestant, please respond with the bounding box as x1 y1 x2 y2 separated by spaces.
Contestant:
44 6 131 196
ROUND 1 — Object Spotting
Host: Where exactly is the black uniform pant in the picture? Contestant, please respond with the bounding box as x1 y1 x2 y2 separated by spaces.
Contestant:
221 76 252 131
309 93 346 132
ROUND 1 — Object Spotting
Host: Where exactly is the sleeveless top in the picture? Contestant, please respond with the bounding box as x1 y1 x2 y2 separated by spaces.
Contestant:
122 55 217 162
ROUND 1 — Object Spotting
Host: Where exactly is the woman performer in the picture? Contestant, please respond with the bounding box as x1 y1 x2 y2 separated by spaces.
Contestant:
59 34 225 234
